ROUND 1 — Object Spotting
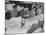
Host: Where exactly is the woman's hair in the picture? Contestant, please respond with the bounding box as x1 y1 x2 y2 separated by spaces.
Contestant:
5 11 11 20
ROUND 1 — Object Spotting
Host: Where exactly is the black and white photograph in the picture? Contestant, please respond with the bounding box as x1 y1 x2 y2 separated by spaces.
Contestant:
5 0 44 35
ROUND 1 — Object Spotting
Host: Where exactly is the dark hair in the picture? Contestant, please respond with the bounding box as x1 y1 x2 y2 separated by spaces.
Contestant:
13 5 17 9
5 11 11 20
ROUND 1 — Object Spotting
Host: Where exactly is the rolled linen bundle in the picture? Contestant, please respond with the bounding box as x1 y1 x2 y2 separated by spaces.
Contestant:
6 17 22 29
10 17 22 28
